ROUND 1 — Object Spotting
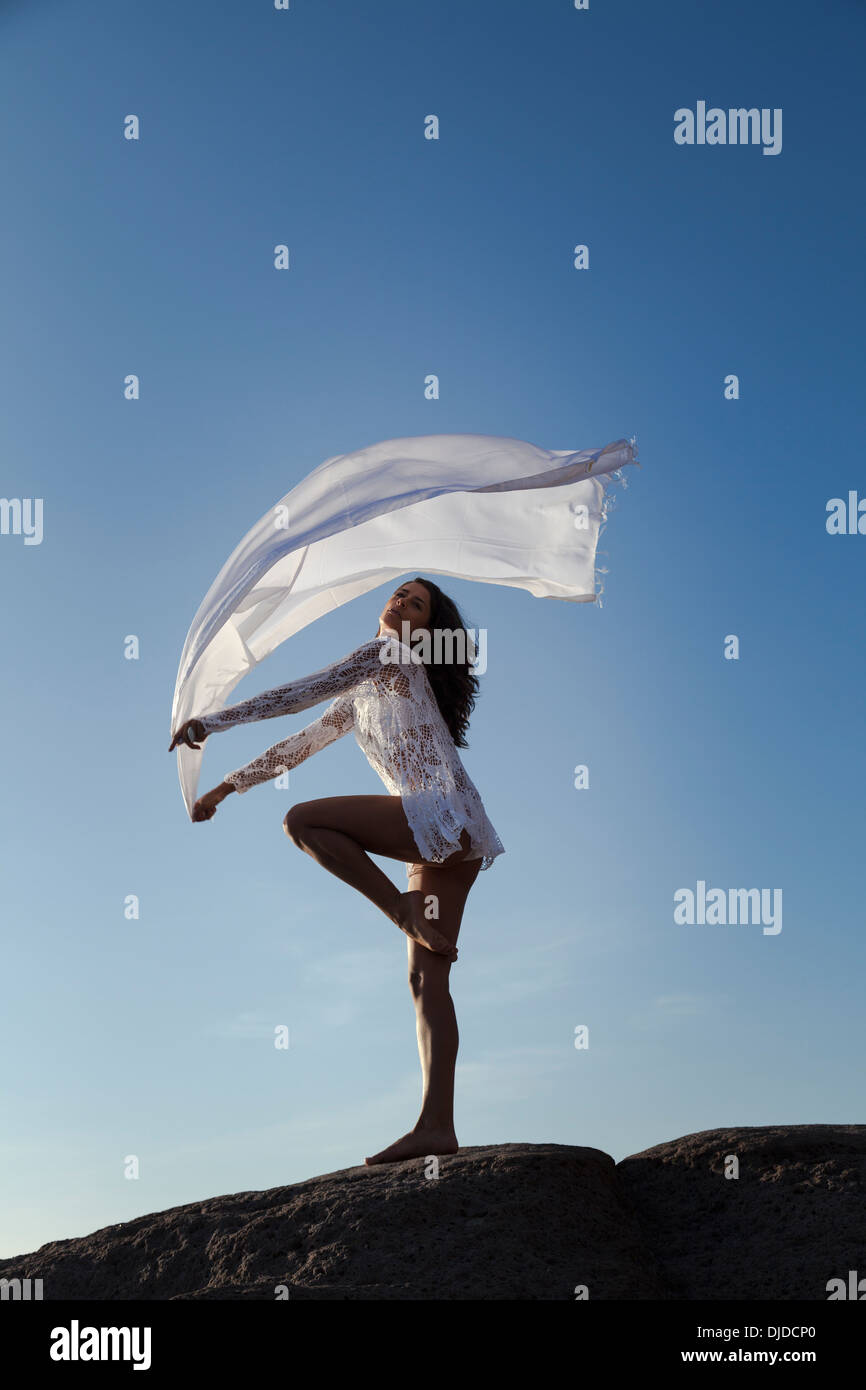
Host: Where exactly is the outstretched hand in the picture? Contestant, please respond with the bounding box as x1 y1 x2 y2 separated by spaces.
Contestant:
169 718 207 752
192 784 231 822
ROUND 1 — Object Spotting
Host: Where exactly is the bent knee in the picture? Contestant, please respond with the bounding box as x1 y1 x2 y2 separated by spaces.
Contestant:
283 803 311 844
408 963 451 999
408 969 430 1000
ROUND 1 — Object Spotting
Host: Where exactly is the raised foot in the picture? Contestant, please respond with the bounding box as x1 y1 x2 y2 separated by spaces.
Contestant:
365 1127 459 1166
393 890 457 961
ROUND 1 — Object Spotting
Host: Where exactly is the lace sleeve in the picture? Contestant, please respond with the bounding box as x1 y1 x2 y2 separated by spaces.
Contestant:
196 637 385 735
222 694 355 794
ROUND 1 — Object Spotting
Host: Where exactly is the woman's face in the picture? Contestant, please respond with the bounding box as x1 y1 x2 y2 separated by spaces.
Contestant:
377 581 432 639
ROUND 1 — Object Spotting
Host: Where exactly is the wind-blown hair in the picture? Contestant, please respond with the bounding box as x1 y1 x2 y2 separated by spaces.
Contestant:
405 576 479 748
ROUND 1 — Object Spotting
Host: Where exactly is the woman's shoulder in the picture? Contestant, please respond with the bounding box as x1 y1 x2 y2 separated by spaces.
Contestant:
369 633 420 665
349 635 393 664
335 635 404 681
377 636 440 687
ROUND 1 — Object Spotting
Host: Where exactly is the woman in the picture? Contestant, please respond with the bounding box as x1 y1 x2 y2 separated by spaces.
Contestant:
169 576 504 1164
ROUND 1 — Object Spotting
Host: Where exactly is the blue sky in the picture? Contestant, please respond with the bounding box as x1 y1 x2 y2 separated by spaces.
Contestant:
1 0 864 1258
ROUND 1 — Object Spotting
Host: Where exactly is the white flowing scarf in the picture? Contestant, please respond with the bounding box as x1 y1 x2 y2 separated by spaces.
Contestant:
171 431 639 817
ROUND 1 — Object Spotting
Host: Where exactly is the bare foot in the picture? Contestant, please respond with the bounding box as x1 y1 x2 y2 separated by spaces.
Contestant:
365 1126 459 1165
393 891 457 961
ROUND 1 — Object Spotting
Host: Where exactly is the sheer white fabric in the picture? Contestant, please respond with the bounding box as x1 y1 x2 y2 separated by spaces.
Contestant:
196 634 506 876
171 431 639 820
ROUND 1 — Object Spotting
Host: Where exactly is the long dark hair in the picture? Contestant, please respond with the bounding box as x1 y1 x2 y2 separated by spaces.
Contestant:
405 576 479 748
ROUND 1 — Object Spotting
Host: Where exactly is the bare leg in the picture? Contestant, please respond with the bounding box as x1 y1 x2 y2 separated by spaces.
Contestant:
283 795 468 959
365 855 482 1165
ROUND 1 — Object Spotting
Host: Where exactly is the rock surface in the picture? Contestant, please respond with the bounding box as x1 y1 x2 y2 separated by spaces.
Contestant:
2 1127 863 1300
616 1124 866 1301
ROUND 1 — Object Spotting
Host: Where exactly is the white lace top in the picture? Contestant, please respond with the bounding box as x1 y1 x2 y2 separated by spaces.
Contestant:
196 635 505 877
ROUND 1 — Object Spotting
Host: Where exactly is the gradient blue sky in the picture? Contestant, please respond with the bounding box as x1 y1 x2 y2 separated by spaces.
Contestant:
2 0 864 1258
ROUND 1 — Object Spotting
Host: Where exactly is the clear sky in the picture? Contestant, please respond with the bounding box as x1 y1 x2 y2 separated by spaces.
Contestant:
1 0 863 1258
